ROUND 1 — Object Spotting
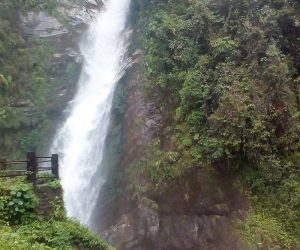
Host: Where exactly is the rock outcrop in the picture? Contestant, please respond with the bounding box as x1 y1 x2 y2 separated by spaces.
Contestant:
102 49 250 250
19 4 92 119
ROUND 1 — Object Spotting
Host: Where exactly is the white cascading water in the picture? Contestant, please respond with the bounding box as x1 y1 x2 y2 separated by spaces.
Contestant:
51 0 131 227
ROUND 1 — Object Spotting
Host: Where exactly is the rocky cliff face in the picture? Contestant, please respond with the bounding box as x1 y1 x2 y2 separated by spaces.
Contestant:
10 2 98 157
102 48 250 249
19 3 90 119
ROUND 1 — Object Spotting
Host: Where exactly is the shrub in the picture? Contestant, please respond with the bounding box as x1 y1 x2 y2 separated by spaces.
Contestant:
0 183 38 224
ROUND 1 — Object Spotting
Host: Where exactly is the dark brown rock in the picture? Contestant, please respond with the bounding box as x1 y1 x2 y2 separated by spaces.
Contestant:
102 46 250 250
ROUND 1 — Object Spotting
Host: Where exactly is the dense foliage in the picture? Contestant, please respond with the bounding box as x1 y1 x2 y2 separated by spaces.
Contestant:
2 219 113 250
0 0 85 158
0 181 37 224
0 177 113 249
129 0 300 247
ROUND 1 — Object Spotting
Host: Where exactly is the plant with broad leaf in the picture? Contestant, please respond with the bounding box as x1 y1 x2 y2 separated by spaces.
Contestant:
0 183 38 224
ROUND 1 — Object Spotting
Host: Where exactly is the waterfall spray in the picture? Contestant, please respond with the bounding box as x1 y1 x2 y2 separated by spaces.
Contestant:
51 0 131 228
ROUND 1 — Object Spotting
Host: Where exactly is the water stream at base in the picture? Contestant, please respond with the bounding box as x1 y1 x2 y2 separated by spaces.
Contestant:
51 0 131 228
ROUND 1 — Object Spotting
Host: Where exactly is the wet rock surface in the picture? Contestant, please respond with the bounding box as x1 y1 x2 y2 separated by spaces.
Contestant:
102 50 250 250
19 2 95 38
11 2 100 156
20 11 68 37
104 169 249 250
18 3 95 123
121 50 161 168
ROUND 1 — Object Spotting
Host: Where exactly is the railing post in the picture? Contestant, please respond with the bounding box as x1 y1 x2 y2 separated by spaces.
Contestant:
27 152 37 187
51 154 59 179
0 159 7 171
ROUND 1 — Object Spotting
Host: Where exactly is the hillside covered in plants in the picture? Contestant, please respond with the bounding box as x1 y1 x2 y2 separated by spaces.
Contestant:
1 0 300 249
0 176 113 249
122 0 300 248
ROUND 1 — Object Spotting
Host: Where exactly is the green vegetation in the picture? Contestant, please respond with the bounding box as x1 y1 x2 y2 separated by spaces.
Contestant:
0 177 113 249
0 1 58 158
129 0 300 247
0 181 37 224
128 137 194 199
240 210 295 249
1 0 300 247
0 1 113 249
0 0 85 159
0 219 112 250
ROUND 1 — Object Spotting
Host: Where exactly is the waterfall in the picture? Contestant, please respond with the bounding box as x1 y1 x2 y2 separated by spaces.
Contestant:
51 0 131 227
